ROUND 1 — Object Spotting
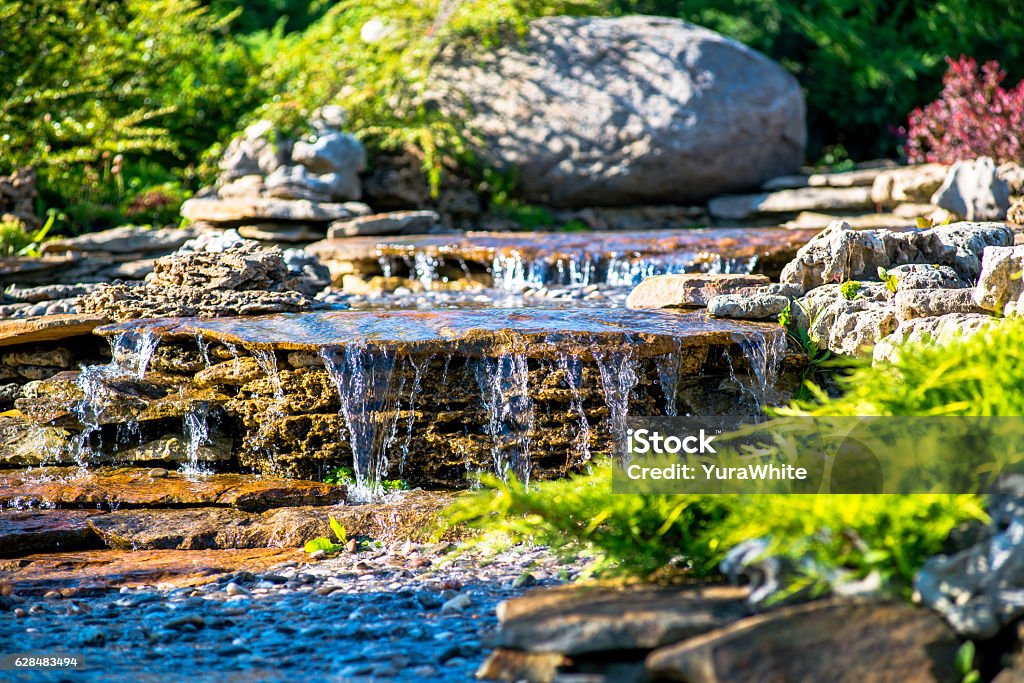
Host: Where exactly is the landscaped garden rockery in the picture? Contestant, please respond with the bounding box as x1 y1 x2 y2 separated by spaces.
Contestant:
4 1 1024 681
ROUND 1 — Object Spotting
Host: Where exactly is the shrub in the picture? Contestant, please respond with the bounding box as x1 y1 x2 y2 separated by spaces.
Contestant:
905 56 1024 165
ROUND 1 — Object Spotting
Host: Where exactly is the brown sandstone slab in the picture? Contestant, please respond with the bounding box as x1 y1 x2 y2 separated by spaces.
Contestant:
645 600 959 683
0 314 107 348
86 491 456 550
492 584 750 656
0 509 105 557
0 467 346 511
0 548 307 596
625 273 770 309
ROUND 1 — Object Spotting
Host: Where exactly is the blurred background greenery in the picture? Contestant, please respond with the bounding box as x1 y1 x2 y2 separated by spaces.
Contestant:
2 0 1022 233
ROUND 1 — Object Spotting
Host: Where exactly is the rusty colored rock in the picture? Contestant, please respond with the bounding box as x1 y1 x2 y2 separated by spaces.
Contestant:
477 650 570 683
645 600 959 683
85 491 457 550
0 467 345 511
0 548 307 596
0 510 105 557
0 314 107 349
626 274 770 309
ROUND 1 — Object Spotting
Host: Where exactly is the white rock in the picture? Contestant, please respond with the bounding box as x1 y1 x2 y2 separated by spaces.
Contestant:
931 157 1011 221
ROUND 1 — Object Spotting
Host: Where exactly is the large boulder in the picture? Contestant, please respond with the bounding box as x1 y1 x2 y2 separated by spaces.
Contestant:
434 16 805 207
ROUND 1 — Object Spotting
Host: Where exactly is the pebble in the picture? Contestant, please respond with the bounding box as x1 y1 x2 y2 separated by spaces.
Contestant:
148 467 169 478
440 593 472 614
224 582 251 597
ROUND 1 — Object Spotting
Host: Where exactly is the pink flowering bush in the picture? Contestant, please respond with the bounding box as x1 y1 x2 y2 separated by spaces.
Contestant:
905 56 1024 164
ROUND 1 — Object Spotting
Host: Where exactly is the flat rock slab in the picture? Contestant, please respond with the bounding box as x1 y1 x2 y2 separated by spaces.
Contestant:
0 548 306 596
0 467 346 511
327 210 441 238
86 491 457 550
626 274 770 309
709 186 874 220
180 197 361 223
0 314 107 348
97 308 785 360
492 584 749 656
40 226 201 255
0 509 105 557
645 599 959 683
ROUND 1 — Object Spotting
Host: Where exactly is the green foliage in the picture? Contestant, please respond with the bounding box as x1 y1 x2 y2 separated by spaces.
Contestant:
777 299 833 394
324 466 355 486
206 0 328 33
1 0 266 227
447 467 981 590
610 0 1024 158
956 641 982 683
0 212 55 257
303 514 347 555
255 0 603 195
839 280 861 301
877 267 900 294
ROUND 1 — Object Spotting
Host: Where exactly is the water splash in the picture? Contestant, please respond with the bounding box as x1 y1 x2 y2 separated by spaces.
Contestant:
474 352 535 484
557 353 592 468
655 344 683 417
724 330 788 414
321 344 403 499
180 402 212 477
594 348 640 453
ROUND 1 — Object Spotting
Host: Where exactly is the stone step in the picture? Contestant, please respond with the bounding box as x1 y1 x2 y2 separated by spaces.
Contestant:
0 467 345 511
0 548 308 596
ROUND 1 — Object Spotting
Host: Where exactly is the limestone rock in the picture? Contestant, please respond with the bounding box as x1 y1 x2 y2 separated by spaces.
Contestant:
115 434 233 464
0 314 107 349
796 283 897 357
707 293 790 320
872 314 995 364
932 157 1011 221
180 197 361 224
626 274 770 309
998 161 1024 194
1008 197 1024 226
0 416 72 467
645 600 959 683
218 175 266 199
40 226 202 256
870 163 949 207
433 16 804 206
327 210 442 238
77 243 315 321
708 186 873 221
916 476 1024 638
894 289 989 321
0 167 41 228
762 166 889 191
885 263 969 292
291 131 365 198
780 220 1013 292
974 245 1024 315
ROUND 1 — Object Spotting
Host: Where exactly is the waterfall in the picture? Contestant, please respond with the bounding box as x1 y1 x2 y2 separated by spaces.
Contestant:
474 351 535 484
594 347 640 454
725 330 788 413
556 353 592 468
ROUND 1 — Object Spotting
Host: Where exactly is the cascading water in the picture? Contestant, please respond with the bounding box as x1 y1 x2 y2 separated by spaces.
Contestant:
474 351 535 484
724 330 789 413
181 402 212 476
556 353 592 468
594 347 640 455
68 329 160 470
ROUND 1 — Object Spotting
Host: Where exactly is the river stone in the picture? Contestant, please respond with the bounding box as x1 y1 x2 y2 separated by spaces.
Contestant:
974 245 1024 315
433 16 804 206
645 600 959 683
0 548 308 596
708 186 873 221
894 289 989 321
932 157 1011 221
327 210 441 238
707 293 790 320
871 163 949 207
626 274 770 309
780 220 1013 292
0 510 105 557
290 131 365 200
873 314 996 364
180 197 360 224
2 284 94 303
915 476 1024 639
0 467 345 511
491 584 749 656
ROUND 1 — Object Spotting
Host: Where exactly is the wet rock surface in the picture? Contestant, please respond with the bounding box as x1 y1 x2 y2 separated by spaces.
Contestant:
0 467 345 511
625 273 770 309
